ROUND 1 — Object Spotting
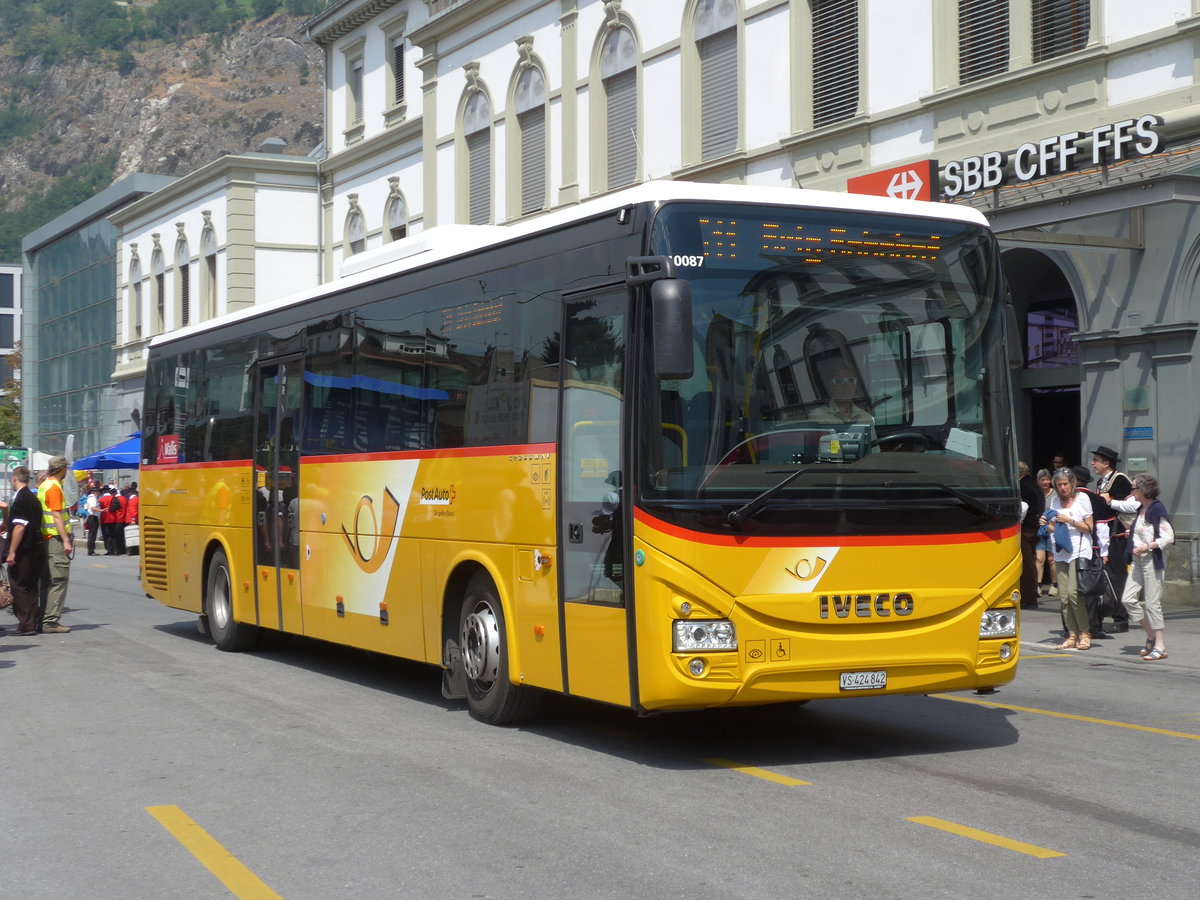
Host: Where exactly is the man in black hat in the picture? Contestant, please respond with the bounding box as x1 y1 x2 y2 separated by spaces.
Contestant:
1091 445 1132 632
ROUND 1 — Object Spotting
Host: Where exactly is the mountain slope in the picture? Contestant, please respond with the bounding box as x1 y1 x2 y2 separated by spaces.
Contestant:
0 10 323 258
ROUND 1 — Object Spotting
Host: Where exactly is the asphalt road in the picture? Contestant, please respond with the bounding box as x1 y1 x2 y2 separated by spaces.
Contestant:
3 554 1199 899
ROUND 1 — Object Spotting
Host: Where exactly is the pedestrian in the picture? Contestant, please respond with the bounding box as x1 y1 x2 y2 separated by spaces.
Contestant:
124 482 139 555
1072 465 1116 640
4 466 46 636
84 483 101 555
1108 473 1173 661
1036 468 1058 597
1040 466 1095 650
1018 461 1042 609
1090 444 1133 633
99 484 116 554
110 486 127 555
37 455 74 634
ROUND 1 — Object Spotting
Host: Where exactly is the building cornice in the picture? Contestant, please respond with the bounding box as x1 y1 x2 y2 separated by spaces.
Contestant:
307 0 405 47
108 154 319 227
409 0 512 48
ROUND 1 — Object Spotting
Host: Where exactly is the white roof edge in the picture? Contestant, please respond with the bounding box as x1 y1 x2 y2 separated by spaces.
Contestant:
152 181 990 349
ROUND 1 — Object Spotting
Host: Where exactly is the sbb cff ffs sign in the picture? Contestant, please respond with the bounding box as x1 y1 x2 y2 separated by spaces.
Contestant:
941 114 1164 196
847 161 939 202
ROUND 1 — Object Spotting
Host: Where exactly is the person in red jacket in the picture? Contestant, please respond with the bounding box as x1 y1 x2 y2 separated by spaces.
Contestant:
124 483 139 555
98 485 115 555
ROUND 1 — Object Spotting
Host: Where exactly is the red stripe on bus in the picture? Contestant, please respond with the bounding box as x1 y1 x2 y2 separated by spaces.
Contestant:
139 459 253 471
300 443 557 465
633 507 1016 547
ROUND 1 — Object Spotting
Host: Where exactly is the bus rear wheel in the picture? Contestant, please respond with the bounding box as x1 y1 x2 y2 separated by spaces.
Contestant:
206 549 256 652
459 572 538 725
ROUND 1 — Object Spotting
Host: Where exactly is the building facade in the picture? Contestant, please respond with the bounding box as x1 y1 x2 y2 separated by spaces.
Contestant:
21 0 1200 599
107 151 322 436
21 174 176 459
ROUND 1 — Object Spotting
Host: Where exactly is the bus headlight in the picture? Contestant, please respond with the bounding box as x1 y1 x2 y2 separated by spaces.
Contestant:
979 608 1017 638
673 619 737 652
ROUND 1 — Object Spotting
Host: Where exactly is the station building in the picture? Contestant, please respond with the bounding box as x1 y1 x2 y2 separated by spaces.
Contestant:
21 0 1200 600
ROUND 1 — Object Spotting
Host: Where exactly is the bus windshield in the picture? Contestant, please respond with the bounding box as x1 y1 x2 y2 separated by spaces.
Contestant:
638 202 1016 536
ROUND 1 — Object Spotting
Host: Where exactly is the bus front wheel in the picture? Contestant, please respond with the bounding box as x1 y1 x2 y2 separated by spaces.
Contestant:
459 572 538 725
206 549 256 652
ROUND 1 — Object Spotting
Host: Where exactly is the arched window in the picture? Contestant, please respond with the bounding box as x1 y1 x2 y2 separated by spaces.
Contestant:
175 234 191 329
515 65 547 215
129 252 143 340
463 88 492 225
694 0 739 160
385 184 408 242
201 224 218 321
151 245 165 334
601 26 639 189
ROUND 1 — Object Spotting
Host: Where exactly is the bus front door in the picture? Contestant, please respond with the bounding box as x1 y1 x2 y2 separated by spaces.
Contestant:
559 291 631 707
253 357 303 635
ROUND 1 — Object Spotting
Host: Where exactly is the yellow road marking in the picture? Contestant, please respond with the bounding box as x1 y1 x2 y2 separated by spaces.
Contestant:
146 805 283 900
908 816 1065 858
939 694 1200 741
704 758 810 786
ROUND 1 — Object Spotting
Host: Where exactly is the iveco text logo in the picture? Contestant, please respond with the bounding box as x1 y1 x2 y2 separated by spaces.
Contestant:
819 593 914 619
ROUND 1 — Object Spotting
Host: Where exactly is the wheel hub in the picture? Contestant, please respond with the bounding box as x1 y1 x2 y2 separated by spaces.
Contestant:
461 602 500 684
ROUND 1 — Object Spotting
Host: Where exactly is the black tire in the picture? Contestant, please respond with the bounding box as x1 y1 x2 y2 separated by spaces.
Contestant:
206 549 256 652
459 572 539 725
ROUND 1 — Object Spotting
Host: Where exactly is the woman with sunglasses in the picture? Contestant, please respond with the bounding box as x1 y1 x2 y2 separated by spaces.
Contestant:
1040 467 1095 650
1106 474 1174 660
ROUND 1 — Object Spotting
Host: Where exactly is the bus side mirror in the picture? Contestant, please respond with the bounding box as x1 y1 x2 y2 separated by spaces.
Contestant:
651 279 694 380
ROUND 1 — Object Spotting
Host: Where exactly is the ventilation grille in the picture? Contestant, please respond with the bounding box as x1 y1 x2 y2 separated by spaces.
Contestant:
142 517 169 592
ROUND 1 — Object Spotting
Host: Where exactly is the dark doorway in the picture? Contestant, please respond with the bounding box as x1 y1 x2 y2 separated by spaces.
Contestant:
1001 248 1083 471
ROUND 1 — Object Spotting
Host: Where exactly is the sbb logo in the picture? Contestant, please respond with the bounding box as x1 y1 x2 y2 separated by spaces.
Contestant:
941 152 1006 196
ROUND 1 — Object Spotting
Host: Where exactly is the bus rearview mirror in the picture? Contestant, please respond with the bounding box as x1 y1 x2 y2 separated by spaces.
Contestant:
651 279 694 380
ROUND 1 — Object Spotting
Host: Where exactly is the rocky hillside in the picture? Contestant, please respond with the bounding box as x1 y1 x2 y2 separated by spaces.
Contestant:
0 10 323 256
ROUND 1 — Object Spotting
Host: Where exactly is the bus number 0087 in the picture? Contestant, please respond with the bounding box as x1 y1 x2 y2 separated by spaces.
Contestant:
672 255 705 268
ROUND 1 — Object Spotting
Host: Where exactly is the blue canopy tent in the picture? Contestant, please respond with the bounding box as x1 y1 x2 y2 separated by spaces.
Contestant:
73 433 141 469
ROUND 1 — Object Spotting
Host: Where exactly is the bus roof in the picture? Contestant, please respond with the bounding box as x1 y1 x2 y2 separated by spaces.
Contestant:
151 180 989 350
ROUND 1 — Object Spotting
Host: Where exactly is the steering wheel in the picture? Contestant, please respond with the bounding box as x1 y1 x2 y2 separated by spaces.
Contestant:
698 429 817 492
871 431 930 451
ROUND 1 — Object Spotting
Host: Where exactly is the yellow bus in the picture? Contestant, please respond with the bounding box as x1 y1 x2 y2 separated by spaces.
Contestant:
140 182 1020 725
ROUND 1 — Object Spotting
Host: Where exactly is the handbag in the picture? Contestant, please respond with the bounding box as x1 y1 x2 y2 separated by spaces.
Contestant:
1076 539 1104 598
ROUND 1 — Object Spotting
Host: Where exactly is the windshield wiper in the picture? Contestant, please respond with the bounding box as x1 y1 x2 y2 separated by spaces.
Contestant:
726 467 917 528
881 481 1004 520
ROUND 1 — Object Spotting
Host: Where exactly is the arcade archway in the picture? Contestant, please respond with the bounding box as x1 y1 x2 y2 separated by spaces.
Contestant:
1002 247 1082 472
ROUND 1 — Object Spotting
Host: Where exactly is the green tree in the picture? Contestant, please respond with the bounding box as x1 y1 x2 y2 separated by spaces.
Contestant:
0 341 22 448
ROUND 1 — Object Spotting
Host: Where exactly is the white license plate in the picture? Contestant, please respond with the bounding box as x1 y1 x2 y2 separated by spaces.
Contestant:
840 670 887 691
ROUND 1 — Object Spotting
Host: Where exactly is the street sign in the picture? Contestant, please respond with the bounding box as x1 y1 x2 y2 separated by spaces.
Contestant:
0 447 29 502
847 160 940 202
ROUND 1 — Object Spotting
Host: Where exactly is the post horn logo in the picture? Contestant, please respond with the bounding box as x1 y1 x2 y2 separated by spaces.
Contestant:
785 556 828 581
342 487 400 574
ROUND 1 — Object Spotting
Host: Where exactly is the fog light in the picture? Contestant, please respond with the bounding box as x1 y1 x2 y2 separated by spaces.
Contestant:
999 642 1013 661
980 608 1017 638
673 619 737 652
689 658 706 676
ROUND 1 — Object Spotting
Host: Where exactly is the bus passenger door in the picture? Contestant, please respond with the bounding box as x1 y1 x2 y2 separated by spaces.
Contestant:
559 290 631 707
253 357 304 635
